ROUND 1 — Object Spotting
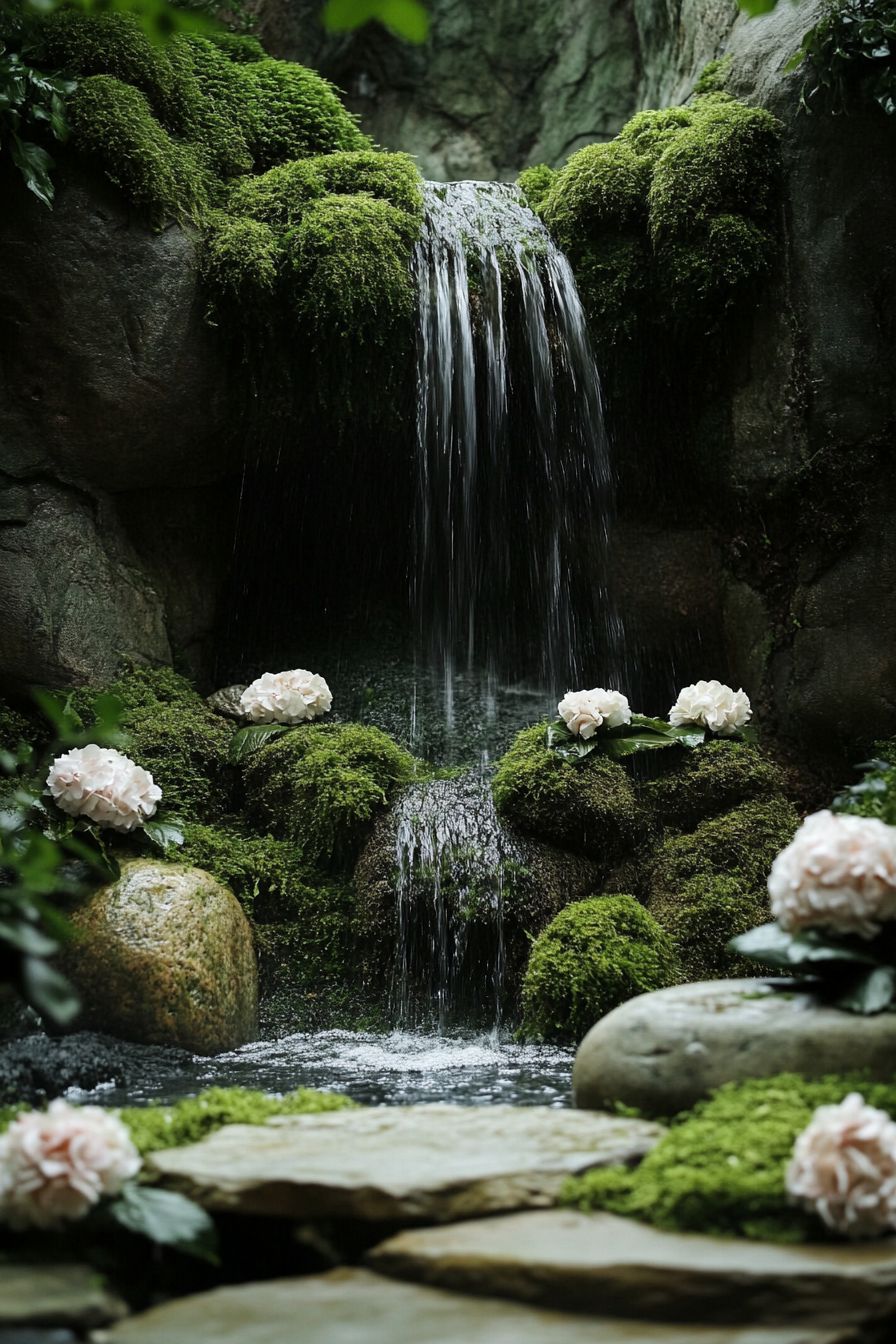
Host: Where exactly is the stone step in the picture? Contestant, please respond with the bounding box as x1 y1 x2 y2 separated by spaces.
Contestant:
148 1103 663 1223
0 1263 127 1330
94 1266 860 1344
366 1208 896 1330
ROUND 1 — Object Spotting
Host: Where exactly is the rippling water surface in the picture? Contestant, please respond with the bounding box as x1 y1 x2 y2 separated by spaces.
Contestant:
72 1030 575 1110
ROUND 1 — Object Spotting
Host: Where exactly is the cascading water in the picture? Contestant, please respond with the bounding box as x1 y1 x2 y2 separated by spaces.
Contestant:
411 181 624 729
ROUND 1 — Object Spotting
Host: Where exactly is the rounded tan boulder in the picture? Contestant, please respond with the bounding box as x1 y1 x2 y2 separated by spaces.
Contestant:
61 859 257 1055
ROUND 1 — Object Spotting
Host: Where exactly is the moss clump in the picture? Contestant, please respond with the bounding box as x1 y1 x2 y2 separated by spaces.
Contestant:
541 94 782 351
692 56 732 98
243 722 416 869
640 741 785 832
519 895 679 1043
492 724 642 864
121 1085 356 1154
75 665 233 823
646 798 800 981
562 1073 896 1240
0 698 34 754
518 163 556 212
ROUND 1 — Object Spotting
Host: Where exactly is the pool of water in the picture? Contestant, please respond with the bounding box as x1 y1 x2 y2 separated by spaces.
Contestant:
68 1030 576 1110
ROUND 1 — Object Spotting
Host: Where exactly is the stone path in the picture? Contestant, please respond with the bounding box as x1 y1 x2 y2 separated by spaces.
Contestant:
96 1266 859 1344
366 1208 896 1329
0 1263 126 1330
148 1103 663 1222
572 979 896 1115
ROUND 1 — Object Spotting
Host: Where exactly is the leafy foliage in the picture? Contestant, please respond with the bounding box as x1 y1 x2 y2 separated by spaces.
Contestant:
109 1183 218 1263
789 0 896 115
0 4 75 205
546 714 706 765
563 1072 896 1239
322 0 429 43
519 896 679 1042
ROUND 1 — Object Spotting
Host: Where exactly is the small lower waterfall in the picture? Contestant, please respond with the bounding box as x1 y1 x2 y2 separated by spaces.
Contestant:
411 181 622 724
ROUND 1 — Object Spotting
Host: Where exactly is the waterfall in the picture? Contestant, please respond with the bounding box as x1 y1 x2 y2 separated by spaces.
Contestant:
411 181 623 729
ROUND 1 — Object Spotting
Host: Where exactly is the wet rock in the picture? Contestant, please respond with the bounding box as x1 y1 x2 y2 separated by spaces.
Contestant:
95 1265 851 1344
367 1207 896 1328
148 1103 664 1222
0 1263 127 1329
0 1031 191 1107
60 860 257 1056
572 980 896 1116
206 685 248 720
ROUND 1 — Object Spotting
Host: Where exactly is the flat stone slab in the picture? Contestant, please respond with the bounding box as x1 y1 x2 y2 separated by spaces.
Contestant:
95 1266 858 1344
0 1263 127 1328
367 1208 896 1329
572 979 896 1115
148 1103 663 1222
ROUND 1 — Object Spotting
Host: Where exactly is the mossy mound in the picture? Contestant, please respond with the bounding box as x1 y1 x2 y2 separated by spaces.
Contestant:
121 1084 355 1155
640 741 785 832
243 722 416 870
518 163 556 212
492 724 642 865
519 895 678 1043
539 94 782 352
646 798 800 981
0 696 34 755
562 1073 896 1241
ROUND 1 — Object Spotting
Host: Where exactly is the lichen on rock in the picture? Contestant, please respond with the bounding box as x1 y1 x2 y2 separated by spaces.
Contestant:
519 895 679 1043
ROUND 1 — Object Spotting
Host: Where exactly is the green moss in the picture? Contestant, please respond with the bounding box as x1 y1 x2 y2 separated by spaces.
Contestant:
0 698 33 754
562 1072 896 1240
640 741 784 831
692 56 733 98
646 798 800 981
517 163 556 212
519 895 678 1043
229 149 422 229
200 212 280 315
121 1084 356 1155
243 722 416 869
492 724 642 864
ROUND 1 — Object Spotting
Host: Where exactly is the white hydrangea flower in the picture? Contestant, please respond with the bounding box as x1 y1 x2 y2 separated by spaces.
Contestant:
239 669 333 725
0 1100 141 1230
46 745 162 832
768 809 896 939
786 1092 896 1238
558 688 631 738
668 680 751 736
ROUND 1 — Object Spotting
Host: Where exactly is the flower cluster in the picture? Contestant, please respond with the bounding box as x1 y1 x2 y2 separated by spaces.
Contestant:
46 745 161 832
557 688 631 739
239 669 332 725
668 680 751 736
787 1092 896 1238
768 809 896 939
0 1100 141 1230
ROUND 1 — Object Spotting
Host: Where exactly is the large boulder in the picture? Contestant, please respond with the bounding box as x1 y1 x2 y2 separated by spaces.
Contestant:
60 859 257 1055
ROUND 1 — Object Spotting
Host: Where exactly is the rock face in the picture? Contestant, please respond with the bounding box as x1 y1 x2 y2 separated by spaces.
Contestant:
367 1208 896 1328
572 979 896 1116
95 1266 853 1344
0 1262 127 1330
60 860 258 1055
149 1103 664 1221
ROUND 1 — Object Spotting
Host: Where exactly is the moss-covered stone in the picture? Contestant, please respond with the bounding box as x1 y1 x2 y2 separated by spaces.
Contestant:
121 1083 355 1155
517 163 556 212
243 722 416 870
562 1072 896 1241
639 741 785 832
645 798 800 982
492 724 642 865
519 895 679 1043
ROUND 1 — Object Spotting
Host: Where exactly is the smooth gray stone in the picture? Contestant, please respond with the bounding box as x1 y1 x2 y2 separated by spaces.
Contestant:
206 685 248 720
94 1266 859 1344
148 1103 664 1222
367 1208 896 1329
0 1264 126 1328
572 979 896 1116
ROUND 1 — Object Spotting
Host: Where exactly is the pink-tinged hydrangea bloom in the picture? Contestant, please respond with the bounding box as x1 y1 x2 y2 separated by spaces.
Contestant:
0 1100 141 1230
239 669 332 724
768 809 896 939
557 688 631 739
46 745 162 832
786 1092 896 1238
668 680 751 736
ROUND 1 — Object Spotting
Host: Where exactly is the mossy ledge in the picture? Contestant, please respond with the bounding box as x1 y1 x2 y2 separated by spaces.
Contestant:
562 1072 896 1242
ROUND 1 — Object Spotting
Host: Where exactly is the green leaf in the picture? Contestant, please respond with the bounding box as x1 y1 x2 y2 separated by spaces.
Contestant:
322 0 430 42
737 0 780 15
833 965 896 1015
0 918 58 956
730 922 886 969
601 731 684 759
143 816 185 849
228 723 294 764
109 1184 219 1263
22 955 81 1026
